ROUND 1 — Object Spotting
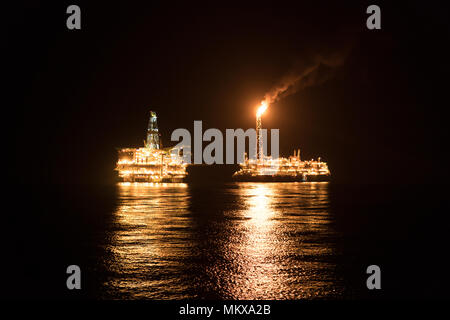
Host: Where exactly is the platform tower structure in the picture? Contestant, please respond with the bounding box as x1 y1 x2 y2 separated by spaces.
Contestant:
145 111 160 150
256 113 263 163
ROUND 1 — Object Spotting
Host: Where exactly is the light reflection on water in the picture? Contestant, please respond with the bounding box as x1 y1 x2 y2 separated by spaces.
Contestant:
102 182 344 299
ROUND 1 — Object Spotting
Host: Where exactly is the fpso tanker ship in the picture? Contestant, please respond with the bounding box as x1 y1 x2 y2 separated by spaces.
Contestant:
115 111 188 183
232 150 331 182
233 100 331 182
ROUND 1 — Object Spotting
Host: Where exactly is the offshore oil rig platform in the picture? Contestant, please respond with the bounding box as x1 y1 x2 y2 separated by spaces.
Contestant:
116 105 330 183
232 101 331 182
115 111 188 182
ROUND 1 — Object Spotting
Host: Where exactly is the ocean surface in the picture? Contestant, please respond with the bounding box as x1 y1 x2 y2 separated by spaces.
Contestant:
102 182 343 299
9 182 450 299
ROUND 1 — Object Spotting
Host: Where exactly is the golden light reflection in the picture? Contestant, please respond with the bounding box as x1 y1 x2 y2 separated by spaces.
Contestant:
102 182 342 299
212 183 281 299
214 182 341 299
245 184 274 224
105 183 192 299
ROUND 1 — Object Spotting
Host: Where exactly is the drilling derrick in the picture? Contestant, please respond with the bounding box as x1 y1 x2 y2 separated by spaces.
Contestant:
145 111 160 149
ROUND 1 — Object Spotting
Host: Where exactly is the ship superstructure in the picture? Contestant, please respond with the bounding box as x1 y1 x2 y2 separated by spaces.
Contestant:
115 111 187 182
233 150 331 182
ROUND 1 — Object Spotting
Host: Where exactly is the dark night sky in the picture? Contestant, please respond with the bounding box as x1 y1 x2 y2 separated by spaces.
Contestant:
7 1 450 185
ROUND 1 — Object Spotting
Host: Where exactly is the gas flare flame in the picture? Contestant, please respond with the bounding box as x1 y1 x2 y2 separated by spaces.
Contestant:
256 101 268 117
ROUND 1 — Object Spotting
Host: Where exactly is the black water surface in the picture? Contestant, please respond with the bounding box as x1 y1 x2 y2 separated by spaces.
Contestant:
7 182 450 300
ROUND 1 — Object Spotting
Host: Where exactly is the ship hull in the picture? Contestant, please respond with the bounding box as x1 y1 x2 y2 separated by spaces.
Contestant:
232 174 330 182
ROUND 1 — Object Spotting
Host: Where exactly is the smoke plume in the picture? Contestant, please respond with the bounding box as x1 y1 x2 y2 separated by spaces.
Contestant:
262 45 352 105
